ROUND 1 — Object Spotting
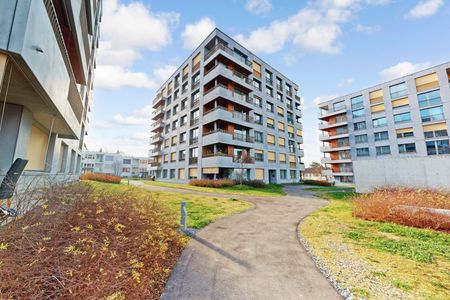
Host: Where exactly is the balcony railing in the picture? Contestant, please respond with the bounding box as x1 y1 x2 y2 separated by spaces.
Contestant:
204 63 252 85
233 156 255 163
150 162 161 167
191 99 199 108
204 83 253 105
204 43 252 67
203 151 229 158
286 90 293 98
203 129 229 137
189 137 198 145
232 133 254 143
191 81 200 90
190 117 199 126
182 73 189 82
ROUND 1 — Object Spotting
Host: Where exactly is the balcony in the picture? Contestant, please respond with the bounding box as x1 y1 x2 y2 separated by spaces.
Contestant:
202 129 253 147
319 132 349 141
203 106 254 127
320 144 351 152
232 132 254 143
150 162 161 167
204 43 252 70
203 84 254 109
286 90 293 98
298 149 305 157
152 93 166 108
204 63 253 90
151 107 164 120
321 157 352 164
318 106 347 119
332 171 354 177
151 119 164 132
318 119 348 130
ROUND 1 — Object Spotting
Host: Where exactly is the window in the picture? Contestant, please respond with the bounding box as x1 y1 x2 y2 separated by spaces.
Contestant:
268 151 276 163
179 150 186 161
351 95 364 110
192 73 200 88
170 169 175 179
278 121 285 132
162 169 168 178
396 128 414 138
394 112 411 124
255 131 263 143
254 113 263 125
420 106 445 122
287 99 293 110
105 155 113 162
165 110 171 120
253 79 261 91
390 82 407 99
254 95 262 107
174 90 179 100
373 117 387 128
180 115 187 126
165 124 170 134
190 128 199 144
374 131 389 141
288 140 295 153
287 112 294 124
376 145 391 156
278 137 285 147
355 134 368 144
279 153 286 163
180 132 187 143
424 129 448 139
254 150 264 161
277 106 284 116
267 118 274 129
190 108 199 125
352 109 365 118
253 61 261 78
277 93 283 103
267 134 275 145
399 143 416 153
266 86 273 97
164 154 169 163
426 140 450 155
189 147 198 159
418 90 441 107
172 120 178 130
173 105 178 114
356 148 370 157
191 91 200 106
181 98 187 110
170 152 176 162
280 170 287 179
354 121 366 131
171 136 177 146
182 82 188 94
123 159 131 164
266 102 274 113
276 77 282 90
289 170 296 180
265 70 273 85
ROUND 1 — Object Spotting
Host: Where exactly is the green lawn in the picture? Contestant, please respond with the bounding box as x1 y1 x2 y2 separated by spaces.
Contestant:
302 186 355 192
86 181 254 229
299 191 450 299
139 180 286 197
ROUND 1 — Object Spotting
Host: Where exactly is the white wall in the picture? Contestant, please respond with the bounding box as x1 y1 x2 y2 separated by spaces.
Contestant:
353 155 450 193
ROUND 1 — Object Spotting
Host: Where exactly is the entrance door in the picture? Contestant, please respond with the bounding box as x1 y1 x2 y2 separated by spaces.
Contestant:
269 170 277 183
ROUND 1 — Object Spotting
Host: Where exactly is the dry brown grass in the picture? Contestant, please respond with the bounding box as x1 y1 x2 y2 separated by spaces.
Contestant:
353 187 450 231
0 183 186 299
80 173 122 184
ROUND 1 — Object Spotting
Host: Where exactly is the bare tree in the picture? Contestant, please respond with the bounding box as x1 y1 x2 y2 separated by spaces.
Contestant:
237 150 253 185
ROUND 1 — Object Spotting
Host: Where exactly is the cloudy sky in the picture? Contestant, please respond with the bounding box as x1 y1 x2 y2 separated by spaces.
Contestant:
88 0 450 166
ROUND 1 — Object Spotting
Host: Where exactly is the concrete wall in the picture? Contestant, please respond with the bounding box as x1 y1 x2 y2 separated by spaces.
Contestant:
353 155 450 193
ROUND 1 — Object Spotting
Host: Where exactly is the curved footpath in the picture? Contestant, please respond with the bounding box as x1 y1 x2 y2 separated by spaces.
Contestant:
131 182 340 300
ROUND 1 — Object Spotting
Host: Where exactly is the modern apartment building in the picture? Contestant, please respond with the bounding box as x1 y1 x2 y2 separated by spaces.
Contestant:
0 1 101 187
82 151 149 178
149 29 304 184
318 62 450 191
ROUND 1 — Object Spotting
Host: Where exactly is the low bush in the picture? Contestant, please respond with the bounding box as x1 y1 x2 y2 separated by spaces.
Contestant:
353 187 450 231
189 179 236 188
0 183 186 299
242 180 266 188
80 172 121 184
302 179 331 186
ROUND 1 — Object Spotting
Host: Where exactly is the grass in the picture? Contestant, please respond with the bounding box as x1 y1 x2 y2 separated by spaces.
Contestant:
299 191 450 300
139 180 286 197
303 186 355 192
89 181 254 229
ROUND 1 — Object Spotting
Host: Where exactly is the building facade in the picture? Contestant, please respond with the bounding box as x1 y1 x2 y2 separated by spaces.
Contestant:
82 151 149 178
318 62 450 190
149 29 304 184
0 0 102 187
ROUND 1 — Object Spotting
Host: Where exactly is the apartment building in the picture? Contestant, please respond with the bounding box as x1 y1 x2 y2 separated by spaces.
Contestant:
318 62 450 191
0 1 102 187
149 29 304 184
82 151 149 178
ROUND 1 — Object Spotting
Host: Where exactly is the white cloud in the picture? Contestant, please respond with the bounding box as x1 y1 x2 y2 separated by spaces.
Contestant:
154 65 178 83
405 0 443 19
95 0 179 89
380 61 432 81
313 95 338 106
355 24 380 34
235 0 363 54
181 17 216 50
338 77 354 87
245 0 272 15
365 0 390 5
130 131 150 142
112 114 148 126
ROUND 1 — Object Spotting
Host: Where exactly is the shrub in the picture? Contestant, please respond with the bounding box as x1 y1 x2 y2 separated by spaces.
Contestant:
352 187 450 231
302 179 331 186
242 180 266 188
80 173 121 184
0 183 186 299
189 179 237 188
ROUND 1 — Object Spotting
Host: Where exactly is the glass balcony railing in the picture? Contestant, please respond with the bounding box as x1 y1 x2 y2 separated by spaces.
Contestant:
204 43 252 67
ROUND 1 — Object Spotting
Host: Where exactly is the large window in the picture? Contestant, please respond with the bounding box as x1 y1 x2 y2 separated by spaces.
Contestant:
418 90 441 107
424 129 448 139
354 121 366 131
356 148 370 157
255 131 263 143
374 131 389 141
254 95 262 107
398 143 416 153
426 140 450 155
420 106 445 123
266 86 273 97
254 113 263 125
373 117 387 128
376 145 391 156
394 112 411 124
266 101 274 113
355 134 368 144
253 79 261 91
352 108 365 118
280 170 287 179
389 82 407 99
351 95 364 110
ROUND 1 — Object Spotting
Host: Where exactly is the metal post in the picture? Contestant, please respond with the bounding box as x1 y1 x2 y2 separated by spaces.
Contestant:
180 201 187 231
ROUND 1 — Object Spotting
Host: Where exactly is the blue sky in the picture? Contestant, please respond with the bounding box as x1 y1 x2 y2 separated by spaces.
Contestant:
87 0 450 165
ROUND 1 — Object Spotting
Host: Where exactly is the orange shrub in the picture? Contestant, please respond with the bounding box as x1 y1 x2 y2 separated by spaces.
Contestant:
189 179 237 188
80 172 122 184
352 187 450 231
0 184 186 299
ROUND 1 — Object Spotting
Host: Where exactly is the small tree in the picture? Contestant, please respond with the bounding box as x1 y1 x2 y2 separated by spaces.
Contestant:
237 150 252 185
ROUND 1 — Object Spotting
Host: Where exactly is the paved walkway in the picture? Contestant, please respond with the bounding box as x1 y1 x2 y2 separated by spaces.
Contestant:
131 182 340 300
